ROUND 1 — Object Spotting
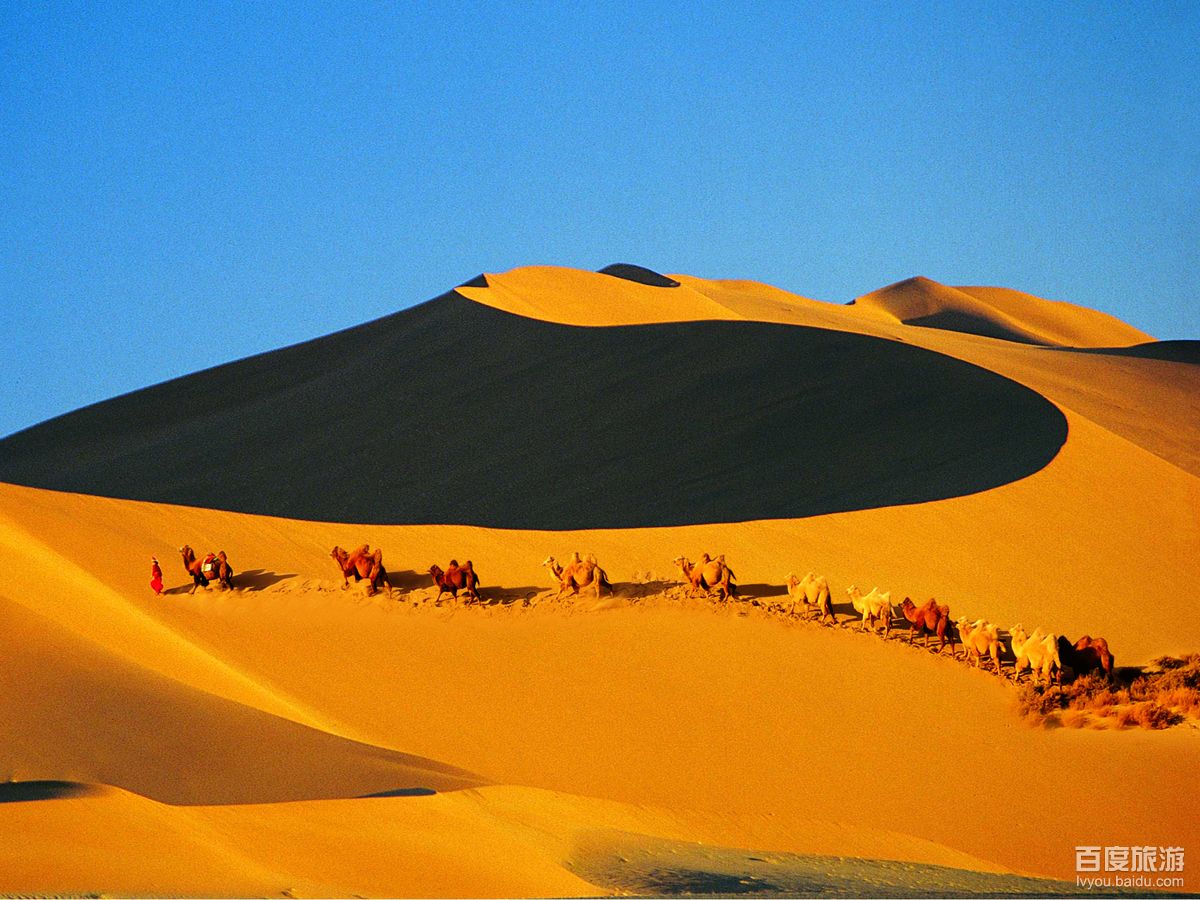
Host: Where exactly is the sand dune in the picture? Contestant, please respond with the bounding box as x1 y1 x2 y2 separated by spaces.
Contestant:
0 293 1071 529
1 264 1197 896
853 276 1154 347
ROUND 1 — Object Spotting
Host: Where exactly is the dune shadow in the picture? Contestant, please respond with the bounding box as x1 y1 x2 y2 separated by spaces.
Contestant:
569 832 1109 898
0 781 98 803
357 786 437 798
235 569 296 591
1064 339 1200 364
0 292 1068 529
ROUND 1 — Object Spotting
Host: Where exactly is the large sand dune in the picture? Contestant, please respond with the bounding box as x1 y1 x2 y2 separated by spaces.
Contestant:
1 264 1197 896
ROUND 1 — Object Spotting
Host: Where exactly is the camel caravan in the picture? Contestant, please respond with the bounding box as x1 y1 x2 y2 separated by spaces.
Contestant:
164 541 1115 685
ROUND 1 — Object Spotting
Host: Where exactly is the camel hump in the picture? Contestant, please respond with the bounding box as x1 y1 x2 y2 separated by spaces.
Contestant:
463 560 474 570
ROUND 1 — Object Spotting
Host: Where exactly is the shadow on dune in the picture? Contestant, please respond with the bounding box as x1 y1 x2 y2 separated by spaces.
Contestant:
0 290 1068 528
567 831 1128 898
737 582 788 599
1065 339 1200 364
386 569 431 592
357 786 438 798
0 781 99 803
235 569 296 591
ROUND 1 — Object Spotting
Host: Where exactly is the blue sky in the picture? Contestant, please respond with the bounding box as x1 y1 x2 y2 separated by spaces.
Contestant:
2 1 1196 437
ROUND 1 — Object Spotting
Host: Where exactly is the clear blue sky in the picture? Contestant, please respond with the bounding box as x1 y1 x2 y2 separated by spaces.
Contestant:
2 1 1196 438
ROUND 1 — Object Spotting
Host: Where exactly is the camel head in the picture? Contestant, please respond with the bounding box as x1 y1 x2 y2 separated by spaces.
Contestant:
429 564 443 578
785 573 799 588
542 556 556 568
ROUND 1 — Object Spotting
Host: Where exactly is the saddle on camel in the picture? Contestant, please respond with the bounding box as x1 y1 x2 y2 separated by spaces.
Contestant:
179 545 234 592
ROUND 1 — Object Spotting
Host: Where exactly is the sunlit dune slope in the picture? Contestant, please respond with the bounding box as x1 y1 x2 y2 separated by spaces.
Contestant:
0 592 482 804
0 479 1196 894
853 276 1154 347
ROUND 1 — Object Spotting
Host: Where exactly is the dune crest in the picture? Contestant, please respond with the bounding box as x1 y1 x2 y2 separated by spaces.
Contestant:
854 276 1153 347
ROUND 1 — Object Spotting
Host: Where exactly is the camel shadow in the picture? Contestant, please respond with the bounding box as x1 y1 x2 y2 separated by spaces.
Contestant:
624 580 681 599
481 585 546 607
235 569 296 591
388 569 432 591
738 582 787 599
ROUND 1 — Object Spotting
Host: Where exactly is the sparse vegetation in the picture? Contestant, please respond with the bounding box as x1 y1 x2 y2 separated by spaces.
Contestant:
1015 655 1199 730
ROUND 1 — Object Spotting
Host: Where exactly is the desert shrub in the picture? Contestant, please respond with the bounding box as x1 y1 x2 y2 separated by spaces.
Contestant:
1017 683 1068 722
1154 687 1200 717
1114 707 1136 729
1129 701 1180 730
1086 688 1129 713
1060 709 1090 729
1067 672 1112 703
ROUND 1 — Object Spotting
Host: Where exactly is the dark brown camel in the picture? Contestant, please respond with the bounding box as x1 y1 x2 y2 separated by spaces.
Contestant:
330 544 390 596
179 545 234 592
1056 634 1115 682
899 597 955 653
429 560 480 603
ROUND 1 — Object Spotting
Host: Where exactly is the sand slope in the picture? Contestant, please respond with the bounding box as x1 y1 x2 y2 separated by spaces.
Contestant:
1 264 1197 896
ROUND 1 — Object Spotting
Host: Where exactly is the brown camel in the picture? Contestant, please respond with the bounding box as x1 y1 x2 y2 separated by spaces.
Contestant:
674 553 737 602
543 552 613 600
179 545 234 592
898 597 955 653
430 559 480 603
330 544 390 596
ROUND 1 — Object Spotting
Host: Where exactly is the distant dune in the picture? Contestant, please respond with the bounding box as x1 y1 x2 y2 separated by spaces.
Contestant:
1 264 1197 897
853 276 1154 347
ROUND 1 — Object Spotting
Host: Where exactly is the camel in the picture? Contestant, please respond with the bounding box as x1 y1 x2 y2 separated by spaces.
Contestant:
898 597 955 653
430 559 480 603
330 544 390 596
1009 624 1061 685
1056 634 1115 683
956 617 1003 675
543 552 613 600
784 572 835 624
845 585 891 637
673 553 737 602
179 545 234 592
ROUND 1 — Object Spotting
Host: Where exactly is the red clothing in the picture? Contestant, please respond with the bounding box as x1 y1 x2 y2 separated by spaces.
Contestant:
150 561 163 595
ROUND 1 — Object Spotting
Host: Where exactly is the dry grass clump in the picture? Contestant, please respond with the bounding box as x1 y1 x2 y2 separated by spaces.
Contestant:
1014 656 1198 730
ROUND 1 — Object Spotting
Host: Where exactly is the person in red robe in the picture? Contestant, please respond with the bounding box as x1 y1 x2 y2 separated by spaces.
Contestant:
150 557 163 595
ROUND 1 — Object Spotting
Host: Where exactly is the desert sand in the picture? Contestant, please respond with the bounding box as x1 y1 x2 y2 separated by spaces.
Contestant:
0 264 1197 896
